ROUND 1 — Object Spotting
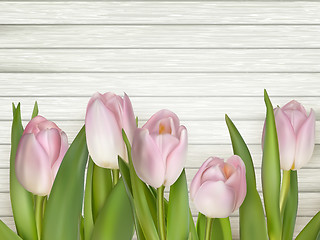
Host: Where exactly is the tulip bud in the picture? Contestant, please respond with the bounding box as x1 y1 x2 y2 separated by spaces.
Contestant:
85 92 136 169
131 109 188 188
190 156 246 218
262 100 315 170
15 116 68 196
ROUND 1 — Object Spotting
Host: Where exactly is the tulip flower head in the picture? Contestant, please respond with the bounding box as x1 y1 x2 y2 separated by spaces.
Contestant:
262 100 315 170
132 109 188 188
85 92 136 169
190 156 246 218
15 116 68 196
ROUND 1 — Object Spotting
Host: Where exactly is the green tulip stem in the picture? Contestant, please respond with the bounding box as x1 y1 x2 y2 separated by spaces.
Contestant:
220 217 232 240
205 217 213 240
112 169 119 186
280 170 291 218
157 185 166 240
35 195 46 239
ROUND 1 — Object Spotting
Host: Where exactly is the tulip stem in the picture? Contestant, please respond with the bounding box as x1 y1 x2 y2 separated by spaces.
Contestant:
220 217 232 240
280 170 291 218
112 169 119 186
34 195 46 239
157 186 166 240
205 217 212 240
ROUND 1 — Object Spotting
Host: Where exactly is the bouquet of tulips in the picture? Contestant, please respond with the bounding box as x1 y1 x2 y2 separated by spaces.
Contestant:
0 90 319 240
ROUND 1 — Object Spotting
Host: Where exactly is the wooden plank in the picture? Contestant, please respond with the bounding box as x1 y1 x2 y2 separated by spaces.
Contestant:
0 191 319 217
1 120 320 145
0 168 319 193
2 144 320 169
0 2 319 24
1 96 319 121
0 215 313 239
0 49 320 73
2 25 320 48
0 73 319 97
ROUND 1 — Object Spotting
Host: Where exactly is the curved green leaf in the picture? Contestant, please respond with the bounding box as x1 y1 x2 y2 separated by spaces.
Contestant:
262 90 281 240
122 130 159 240
282 170 298 240
42 126 88 240
118 157 146 240
92 163 112 222
296 211 320 240
225 114 267 240
167 169 189 240
188 210 198 240
10 103 38 240
31 101 38 118
196 213 206 239
84 158 94 240
0 219 22 240
91 179 134 240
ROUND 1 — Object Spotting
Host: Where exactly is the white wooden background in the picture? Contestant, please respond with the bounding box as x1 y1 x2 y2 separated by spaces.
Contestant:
0 1 320 239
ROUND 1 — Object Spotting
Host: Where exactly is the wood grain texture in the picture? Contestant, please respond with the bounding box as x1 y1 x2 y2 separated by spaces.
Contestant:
1 144 320 169
0 96 319 121
1 25 320 48
0 215 315 239
0 1 319 237
0 168 319 193
0 2 320 24
1 120 320 145
0 49 320 72
1 73 320 97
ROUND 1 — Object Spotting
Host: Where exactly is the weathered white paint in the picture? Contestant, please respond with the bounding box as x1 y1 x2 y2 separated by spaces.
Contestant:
0 1 319 239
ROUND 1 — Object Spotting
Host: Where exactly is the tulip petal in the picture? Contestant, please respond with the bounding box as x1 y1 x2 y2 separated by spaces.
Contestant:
122 93 136 144
36 128 61 167
201 165 226 184
131 129 165 188
226 155 247 210
143 109 180 135
274 107 296 170
102 92 124 124
190 157 215 200
193 181 235 218
15 134 52 196
52 131 68 179
294 109 315 169
85 98 124 169
24 115 47 134
163 126 187 186
282 100 308 117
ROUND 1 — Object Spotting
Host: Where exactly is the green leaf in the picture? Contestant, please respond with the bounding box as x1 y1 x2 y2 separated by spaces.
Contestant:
91 162 112 222
188 210 198 240
0 219 22 240
42 126 89 240
91 179 134 240
296 211 320 240
122 130 159 240
262 90 281 240
225 114 267 240
10 103 38 240
282 170 298 240
84 158 94 240
167 169 189 240
118 157 146 240
196 213 206 239
31 101 38 119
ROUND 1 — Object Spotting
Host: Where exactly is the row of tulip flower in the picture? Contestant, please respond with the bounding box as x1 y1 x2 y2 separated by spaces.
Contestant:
0 90 319 240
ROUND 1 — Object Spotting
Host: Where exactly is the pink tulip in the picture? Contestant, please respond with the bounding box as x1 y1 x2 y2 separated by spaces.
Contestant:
15 116 68 196
85 92 136 169
262 100 315 170
131 109 188 188
190 156 246 218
